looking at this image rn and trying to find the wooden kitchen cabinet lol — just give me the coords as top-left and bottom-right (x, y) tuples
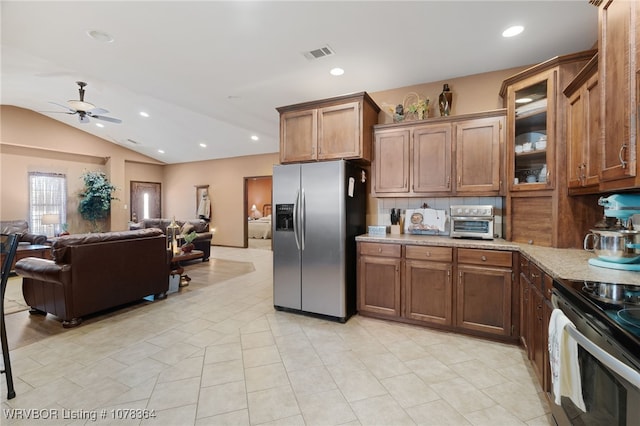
(404, 245), (453, 326)
(456, 249), (513, 337)
(357, 242), (402, 319)
(519, 254), (532, 356)
(519, 253), (553, 393)
(598, 0), (640, 190)
(501, 49), (600, 248)
(372, 109), (505, 197)
(357, 242), (518, 342)
(277, 92), (380, 164)
(412, 123), (452, 194)
(565, 54), (600, 194)
(373, 128), (410, 194)
(455, 116), (504, 193)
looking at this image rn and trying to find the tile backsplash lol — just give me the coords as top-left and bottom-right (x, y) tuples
(370, 196), (505, 238)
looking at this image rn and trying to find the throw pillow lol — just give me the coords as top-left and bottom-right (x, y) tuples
(181, 222), (195, 236)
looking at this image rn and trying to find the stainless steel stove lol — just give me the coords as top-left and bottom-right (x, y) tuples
(551, 278), (640, 426)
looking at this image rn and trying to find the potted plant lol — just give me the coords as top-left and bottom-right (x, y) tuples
(181, 231), (198, 253)
(78, 171), (117, 232)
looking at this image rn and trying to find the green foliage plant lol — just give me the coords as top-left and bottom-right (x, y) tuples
(78, 171), (117, 232)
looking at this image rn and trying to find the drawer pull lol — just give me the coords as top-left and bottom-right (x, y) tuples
(531, 273), (539, 279)
(481, 255), (487, 261)
(378, 248), (382, 253)
(426, 252), (431, 257)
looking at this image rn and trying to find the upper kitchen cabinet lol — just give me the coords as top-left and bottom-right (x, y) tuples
(277, 92), (380, 164)
(500, 50), (597, 247)
(501, 50), (595, 192)
(564, 54), (600, 194)
(598, 0), (639, 190)
(372, 109), (505, 197)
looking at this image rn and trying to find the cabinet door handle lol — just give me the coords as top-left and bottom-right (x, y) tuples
(447, 176), (451, 188)
(619, 144), (628, 169)
(457, 175), (461, 186)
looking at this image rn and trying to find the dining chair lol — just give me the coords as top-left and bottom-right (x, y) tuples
(1, 233), (19, 399)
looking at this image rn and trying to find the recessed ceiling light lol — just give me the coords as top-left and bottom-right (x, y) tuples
(139, 111), (149, 118)
(95, 123), (104, 128)
(516, 97), (533, 104)
(502, 25), (524, 38)
(199, 143), (207, 148)
(157, 149), (165, 154)
(87, 30), (114, 43)
(330, 67), (344, 76)
(251, 135), (259, 141)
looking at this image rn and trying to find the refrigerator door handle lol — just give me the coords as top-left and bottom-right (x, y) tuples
(300, 188), (306, 250)
(293, 189), (301, 250)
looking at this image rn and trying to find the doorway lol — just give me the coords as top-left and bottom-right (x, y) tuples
(130, 181), (161, 221)
(244, 175), (272, 249)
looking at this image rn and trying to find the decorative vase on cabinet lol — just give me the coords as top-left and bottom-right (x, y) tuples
(439, 84), (453, 117)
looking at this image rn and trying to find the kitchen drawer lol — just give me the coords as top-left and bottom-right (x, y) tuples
(405, 245), (452, 262)
(457, 248), (513, 268)
(359, 242), (401, 258)
(529, 263), (544, 291)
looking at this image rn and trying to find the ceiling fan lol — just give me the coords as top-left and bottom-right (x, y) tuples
(47, 81), (122, 124)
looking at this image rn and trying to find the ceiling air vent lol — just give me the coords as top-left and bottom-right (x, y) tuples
(126, 138), (142, 145)
(588, 0), (602, 6)
(303, 45), (335, 60)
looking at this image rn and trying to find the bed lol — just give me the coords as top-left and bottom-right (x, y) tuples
(248, 215), (272, 239)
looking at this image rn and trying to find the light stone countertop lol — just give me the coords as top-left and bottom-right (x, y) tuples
(356, 234), (640, 286)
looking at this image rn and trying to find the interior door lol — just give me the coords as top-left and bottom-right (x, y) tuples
(130, 181), (161, 221)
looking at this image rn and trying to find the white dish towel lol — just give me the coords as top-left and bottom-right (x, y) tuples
(548, 308), (586, 411)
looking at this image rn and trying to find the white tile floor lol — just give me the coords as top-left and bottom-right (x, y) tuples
(1, 247), (552, 425)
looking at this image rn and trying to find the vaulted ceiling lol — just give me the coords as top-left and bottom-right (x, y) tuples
(1, 1), (598, 164)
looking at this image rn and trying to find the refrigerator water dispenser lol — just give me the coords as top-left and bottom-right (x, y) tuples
(275, 204), (294, 231)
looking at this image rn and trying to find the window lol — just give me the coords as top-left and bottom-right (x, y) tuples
(29, 172), (67, 235)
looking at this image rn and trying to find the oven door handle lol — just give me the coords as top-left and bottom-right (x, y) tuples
(564, 322), (640, 389)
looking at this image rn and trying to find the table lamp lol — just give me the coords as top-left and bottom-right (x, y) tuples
(41, 214), (59, 237)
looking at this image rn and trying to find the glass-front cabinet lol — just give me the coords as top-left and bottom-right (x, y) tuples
(506, 70), (555, 191)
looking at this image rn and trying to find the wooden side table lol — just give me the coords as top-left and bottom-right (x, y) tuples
(170, 250), (204, 287)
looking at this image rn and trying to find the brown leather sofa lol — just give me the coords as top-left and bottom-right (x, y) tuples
(130, 218), (212, 260)
(15, 229), (169, 328)
(0, 220), (47, 245)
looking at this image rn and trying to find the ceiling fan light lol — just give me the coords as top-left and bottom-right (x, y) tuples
(96, 123), (104, 128)
(67, 100), (96, 111)
(139, 111), (149, 117)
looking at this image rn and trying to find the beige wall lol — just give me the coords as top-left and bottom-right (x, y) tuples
(163, 153), (279, 247)
(369, 65), (528, 124)
(1, 106), (164, 232)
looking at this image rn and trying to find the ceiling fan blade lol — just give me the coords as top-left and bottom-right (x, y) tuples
(39, 110), (76, 115)
(92, 115), (122, 124)
(79, 115), (90, 124)
(49, 101), (76, 113)
(87, 107), (109, 115)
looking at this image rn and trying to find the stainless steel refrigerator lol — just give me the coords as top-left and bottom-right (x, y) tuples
(272, 160), (366, 322)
